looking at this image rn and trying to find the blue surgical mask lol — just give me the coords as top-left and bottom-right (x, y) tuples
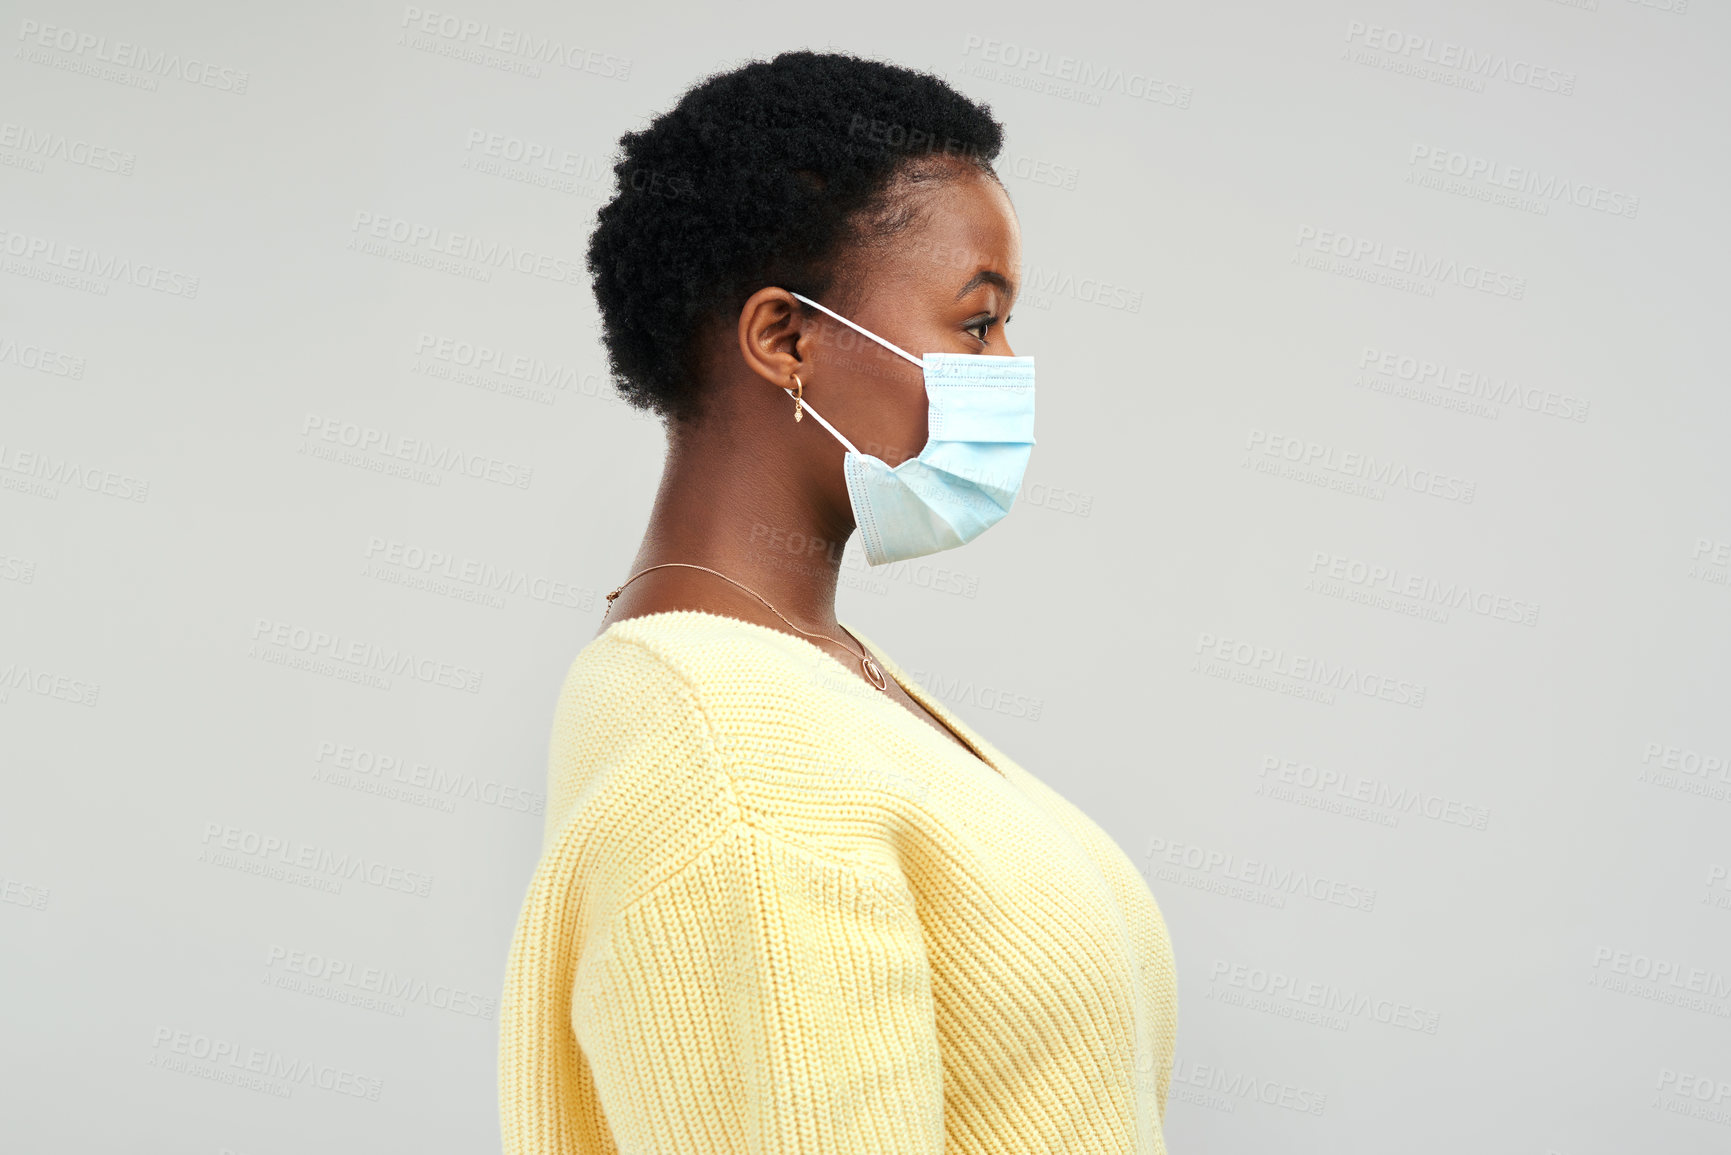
(789, 292), (1036, 568)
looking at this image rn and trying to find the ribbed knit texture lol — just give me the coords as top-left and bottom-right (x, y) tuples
(499, 610), (1177, 1154)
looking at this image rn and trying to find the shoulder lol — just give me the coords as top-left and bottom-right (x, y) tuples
(599, 608), (865, 687)
(579, 610), (885, 736)
(558, 607), (839, 712)
(538, 624), (735, 904)
(544, 617), (722, 813)
(541, 611), (896, 903)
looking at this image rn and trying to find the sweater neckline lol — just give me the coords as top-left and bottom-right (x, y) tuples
(601, 608), (1007, 778)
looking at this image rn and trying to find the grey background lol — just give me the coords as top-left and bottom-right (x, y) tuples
(4, 1), (1728, 1152)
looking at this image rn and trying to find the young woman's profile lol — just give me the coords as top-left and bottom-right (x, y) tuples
(499, 50), (1178, 1155)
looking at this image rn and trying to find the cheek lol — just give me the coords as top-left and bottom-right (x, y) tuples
(835, 358), (928, 467)
(877, 380), (930, 467)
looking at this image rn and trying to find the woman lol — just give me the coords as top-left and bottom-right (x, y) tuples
(500, 50), (1178, 1155)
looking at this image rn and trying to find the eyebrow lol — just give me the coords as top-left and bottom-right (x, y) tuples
(954, 269), (1017, 302)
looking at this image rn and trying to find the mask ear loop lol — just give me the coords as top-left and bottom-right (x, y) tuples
(789, 292), (926, 368)
(782, 383), (861, 455)
(782, 291), (925, 457)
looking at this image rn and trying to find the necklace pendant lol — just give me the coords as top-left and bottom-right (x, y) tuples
(861, 654), (888, 691)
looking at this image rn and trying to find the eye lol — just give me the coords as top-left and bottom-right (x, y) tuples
(966, 316), (995, 344)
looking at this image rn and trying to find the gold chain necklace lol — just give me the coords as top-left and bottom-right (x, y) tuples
(603, 562), (889, 692)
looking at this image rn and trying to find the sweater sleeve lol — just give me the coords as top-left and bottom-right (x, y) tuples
(572, 820), (948, 1154)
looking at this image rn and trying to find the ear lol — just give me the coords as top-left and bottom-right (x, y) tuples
(736, 287), (808, 394)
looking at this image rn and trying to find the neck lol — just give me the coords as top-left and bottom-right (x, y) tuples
(625, 417), (855, 632)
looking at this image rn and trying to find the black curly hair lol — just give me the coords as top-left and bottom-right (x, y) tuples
(586, 50), (1005, 425)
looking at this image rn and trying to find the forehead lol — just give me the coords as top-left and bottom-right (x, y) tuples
(862, 170), (1021, 296)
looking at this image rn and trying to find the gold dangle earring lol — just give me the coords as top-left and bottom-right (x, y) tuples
(790, 373), (804, 422)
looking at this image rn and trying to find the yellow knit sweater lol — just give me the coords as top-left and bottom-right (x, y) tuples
(499, 610), (1178, 1154)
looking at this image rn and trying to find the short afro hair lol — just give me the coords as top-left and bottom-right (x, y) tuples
(586, 50), (1005, 425)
